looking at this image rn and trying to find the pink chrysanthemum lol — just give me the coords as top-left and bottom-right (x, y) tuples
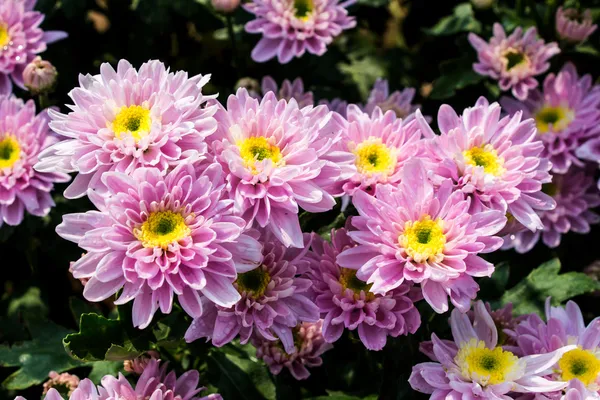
(409, 301), (576, 399)
(363, 79), (422, 121)
(503, 167), (600, 253)
(209, 88), (341, 248)
(418, 97), (555, 233)
(337, 160), (506, 313)
(506, 299), (600, 399)
(330, 105), (424, 196)
(0, 94), (69, 227)
(244, 0), (356, 64)
(0, 0), (66, 94)
(556, 7), (597, 44)
(319, 98), (348, 118)
(56, 163), (262, 329)
(35, 59), (217, 199)
(253, 320), (333, 380)
(307, 228), (422, 350)
(17, 359), (222, 400)
(185, 231), (319, 353)
(42, 371), (80, 397)
(501, 63), (600, 174)
(260, 76), (314, 108)
(468, 24), (560, 100)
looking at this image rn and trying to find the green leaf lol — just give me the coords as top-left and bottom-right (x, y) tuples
(430, 57), (484, 100)
(87, 361), (122, 384)
(501, 258), (600, 315)
(63, 313), (127, 362)
(69, 297), (98, 327)
(7, 287), (48, 320)
(356, 0), (389, 7)
(424, 3), (481, 36)
(478, 262), (510, 301)
(0, 320), (81, 390)
(338, 55), (387, 100)
(572, 45), (600, 58)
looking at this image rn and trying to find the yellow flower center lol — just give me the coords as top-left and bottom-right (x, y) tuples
(112, 105), (152, 141)
(339, 268), (375, 300)
(0, 24), (10, 48)
(535, 105), (574, 134)
(235, 267), (271, 298)
(463, 145), (505, 176)
(455, 339), (520, 386)
(399, 215), (446, 263)
(503, 49), (530, 72)
(0, 136), (20, 169)
(237, 136), (283, 174)
(294, 0), (314, 20)
(558, 348), (600, 386)
(135, 211), (190, 249)
(353, 139), (396, 176)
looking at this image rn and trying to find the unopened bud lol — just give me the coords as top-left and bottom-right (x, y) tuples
(23, 57), (57, 95)
(211, 0), (240, 13)
(471, 0), (494, 10)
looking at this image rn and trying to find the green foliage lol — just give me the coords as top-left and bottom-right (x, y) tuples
(424, 3), (481, 36)
(430, 56), (484, 100)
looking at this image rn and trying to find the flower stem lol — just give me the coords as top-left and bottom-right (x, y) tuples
(226, 15), (242, 77)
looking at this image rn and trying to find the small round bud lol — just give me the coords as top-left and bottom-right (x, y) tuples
(235, 77), (260, 99)
(211, 0), (240, 14)
(23, 57), (58, 95)
(471, 0), (493, 10)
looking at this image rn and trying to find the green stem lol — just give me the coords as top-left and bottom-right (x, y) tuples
(38, 93), (49, 110)
(226, 15), (241, 77)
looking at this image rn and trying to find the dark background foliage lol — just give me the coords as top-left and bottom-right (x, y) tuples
(2, 0), (600, 399)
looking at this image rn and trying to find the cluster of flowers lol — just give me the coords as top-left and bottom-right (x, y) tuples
(410, 298), (600, 399)
(17, 359), (222, 400)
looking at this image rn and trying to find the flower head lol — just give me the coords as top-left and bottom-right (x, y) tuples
(556, 7), (597, 44)
(307, 228), (422, 350)
(185, 230), (319, 353)
(409, 301), (576, 399)
(363, 79), (422, 121)
(260, 76), (313, 108)
(0, 94), (70, 227)
(503, 167), (600, 253)
(244, 0), (356, 63)
(209, 88), (341, 248)
(35, 59), (217, 199)
(123, 350), (161, 375)
(43, 371), (80, 397)
(0, 0), (66, 94)
(23, 56), (57, 95)
(418, 97), (555, 233)
(501, 63), (600, 174)
(337, 160), (507, 313)
(56, 162), (262, 328)
(506, 298), (600, 398)
(212, 0), (240, 13)
(468, 24), (560, 100)
(253, 320), (333, 380)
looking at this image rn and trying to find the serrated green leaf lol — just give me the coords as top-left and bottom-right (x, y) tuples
(209, 349), (274, 400)
(63, 313), (125, 362)
(338, 56), (387, 100)
(105, 344), (142, 361)
(87, 361), (122, 384)
(501, 258), (600, 315)
(424, 3), (481, 36)
(7, 287), (48, 320)
(430, 56), (484, 100)
(0, 320), (81, 390)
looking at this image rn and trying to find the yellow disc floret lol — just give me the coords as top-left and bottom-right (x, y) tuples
(463, 144), (505, 176)
(294, 0), (314, 20)
(353, 138), (396, 176)
(135, 211), (190, 249)
(112, 105), (152, 141)
(455, 339), (520, 386)
(235, 267), (271, 298)
(237, 136), (283, 173)
(558, 348), (600, 386)
(0, 136), (21, 169)
(0, 24), (10, 48)
(502, 48), (530, 72)
(399, 215), (446, 263)
(535, 105), (574, 134)
(339, 268), (374, 300)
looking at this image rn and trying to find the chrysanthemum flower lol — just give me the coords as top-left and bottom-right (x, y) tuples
(331, 105), (424, 196)
(307, 229), (422, 350)
(502, 167), (600, 253)
(56, 163), (262, 329)
(42, 371), (80, 397)
(337, 160), (506, 313)
(506, 298), (600, 399)
(185, 231), (319, 353)
(468, 24), (560, 100)
(17, 359), (222, 400)
(209, 88), (341, 248)
(418, 97), (555, 232)
(577, 138), (600, 190)
(319, 98), (348, 118)
(556, 7), (597, 44)
(253, 320), (333, 380)
(260, 76), (313, 108)
(409, 301), (576, 399)
(501, 63), (600, 174)
(0, 0), (67, 94)
(0, 94), (70, 227)
(35, 59), (217, 199)
(363, 79), (422, 121)
(244, 0), (356, 64)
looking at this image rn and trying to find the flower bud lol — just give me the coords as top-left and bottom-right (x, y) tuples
(211, 0), (240, 13)
(43, 371), (80, 397)
(471, 0), (493, 10)
(23, 57), (57, 95)
(123, 350), (160, 375)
